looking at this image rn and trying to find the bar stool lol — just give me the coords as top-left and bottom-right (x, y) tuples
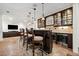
(20, 28), (27, 47)
(19, 28), (26, 49)
(26, 28), (33, 50)
(31, 28), (43, 56)
(20, 28), (24, 40)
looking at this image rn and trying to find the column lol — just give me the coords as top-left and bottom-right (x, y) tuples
(73, 3), (79, 53)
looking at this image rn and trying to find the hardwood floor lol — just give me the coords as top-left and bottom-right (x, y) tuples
(0, 37), (78, 56)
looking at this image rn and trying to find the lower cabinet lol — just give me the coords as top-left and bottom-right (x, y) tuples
(67, 34), (73, 49)
(54, 33), (73, 49)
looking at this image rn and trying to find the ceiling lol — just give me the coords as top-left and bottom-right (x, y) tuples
(0, 3), (73, 25)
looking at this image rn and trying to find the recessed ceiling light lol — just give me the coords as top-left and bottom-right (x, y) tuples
(28, 12), (31, 14)
(6, 10), (10, 13)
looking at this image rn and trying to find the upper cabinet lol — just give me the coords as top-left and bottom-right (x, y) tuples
(37, 7), (73, 28)
(53, 12), (62, 26)
(38, 18), (46, 28)
(62, 8), (72, 26)
(46, 16), (54, 26)
(46, 7), (73, 27)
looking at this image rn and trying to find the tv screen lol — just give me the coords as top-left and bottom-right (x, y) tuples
(8, 25), (18, 30)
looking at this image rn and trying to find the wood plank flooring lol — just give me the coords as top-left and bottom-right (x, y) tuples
(0, 37), (78, 56)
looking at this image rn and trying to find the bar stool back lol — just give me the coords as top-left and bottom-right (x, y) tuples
(31, 28), (43, 56)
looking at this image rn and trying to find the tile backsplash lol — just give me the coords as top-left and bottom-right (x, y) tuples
(46, 26), (73, 33)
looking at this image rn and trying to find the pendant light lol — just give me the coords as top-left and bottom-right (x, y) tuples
(33, 8), (36, 21)
(42, 3), (45, 20)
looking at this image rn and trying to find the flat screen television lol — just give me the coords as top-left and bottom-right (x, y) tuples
(8, 25), (18, 30)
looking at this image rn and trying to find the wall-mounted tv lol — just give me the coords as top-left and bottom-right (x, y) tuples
(8, 25), (18, 30)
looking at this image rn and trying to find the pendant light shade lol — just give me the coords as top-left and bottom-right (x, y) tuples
(33, 8), (36, 21)
(42, 3), (45, 20)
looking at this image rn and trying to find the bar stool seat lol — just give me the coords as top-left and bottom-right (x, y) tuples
(28, 34), (33, 37)
(21, 33), (26, 36)
(34, 36), (43, 41)
(21, 33), (23, 35)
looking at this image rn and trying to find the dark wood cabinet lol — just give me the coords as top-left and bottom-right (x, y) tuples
(53, 12), (62, 26)
(44, 7), (73, 27)
(46, 16), (54, 26)
(67, 34), (73, 49)
(61, 8), (72, 26)
(53, 7), (73, 27)
(3, 31), (21, 38)
(38, 18), (46, 28)
(54, 33), (73, 49)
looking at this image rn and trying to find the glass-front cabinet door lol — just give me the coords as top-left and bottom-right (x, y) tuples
(57, 12), (62, 25)
(53, 14), (57, 26)
(66, 8), (72, 25)
(38, 7), (73, 27)
(53, 12), (62, 26)
(62, 8), (72, 25)
(62, 10), (67, 25)
(46, 16), (54, 26)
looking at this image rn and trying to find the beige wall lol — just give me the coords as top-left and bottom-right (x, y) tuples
(46, 26), (73, 33)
